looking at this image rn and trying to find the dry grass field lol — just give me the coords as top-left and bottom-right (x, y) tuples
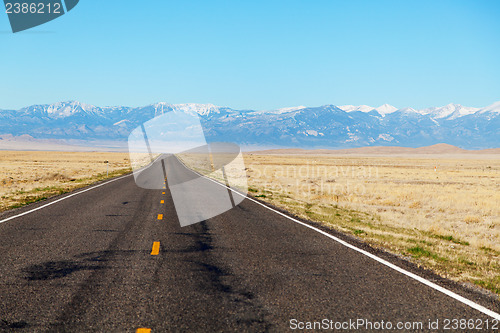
(0, 151), (131, 212)
(243, 153), (500, 296)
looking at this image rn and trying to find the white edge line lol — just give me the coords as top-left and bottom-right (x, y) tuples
(0, 173), (132, 225)
(198, 171), (500, 320)
(151, 155), (500, 320)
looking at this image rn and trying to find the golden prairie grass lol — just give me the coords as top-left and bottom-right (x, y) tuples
(0, 150), (131, 211)
(243, 153), (500, 296)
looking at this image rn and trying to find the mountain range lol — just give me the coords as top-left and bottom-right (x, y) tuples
(0, 101), (499, 150)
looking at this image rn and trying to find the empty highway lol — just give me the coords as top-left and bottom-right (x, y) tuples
(0, 155), (499, 332)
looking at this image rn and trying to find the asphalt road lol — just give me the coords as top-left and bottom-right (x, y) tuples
(0, 155), (499, 332)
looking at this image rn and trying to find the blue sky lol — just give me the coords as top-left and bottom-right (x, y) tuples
(1, 0), (499, 110)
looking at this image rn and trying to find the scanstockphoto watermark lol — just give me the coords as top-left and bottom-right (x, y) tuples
(128, 111), (248, 227)
(250, 162), (379, 197)
(3, 0), (79, 33)
(290, 318), (424, 331)
(251, 163), (379, 180)
(289, 318), (499, 331)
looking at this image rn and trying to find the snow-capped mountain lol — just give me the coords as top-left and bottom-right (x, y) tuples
(337, 104), (398, 116)
(0, 101), (498, 149)
(479, 101), (500, 114)
(417, 103), (480, 120)
(338, 105), (375, 113)
(274, 106), (307, 114)
(375, 104), (399, 116)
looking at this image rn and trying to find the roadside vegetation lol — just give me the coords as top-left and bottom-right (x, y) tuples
(243, 153), (500, 297)
(0, 151), (131, 212)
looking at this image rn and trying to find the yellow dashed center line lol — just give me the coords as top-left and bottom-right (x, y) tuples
(136, 328), (151, 333)
(160, 200), (164, 204)
(151, 242), (160, 255)
(162, 192), (165, 194)
(157, 214), (163, 220)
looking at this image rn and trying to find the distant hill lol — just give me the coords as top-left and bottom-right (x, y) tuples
(249, 144), (500, 155)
